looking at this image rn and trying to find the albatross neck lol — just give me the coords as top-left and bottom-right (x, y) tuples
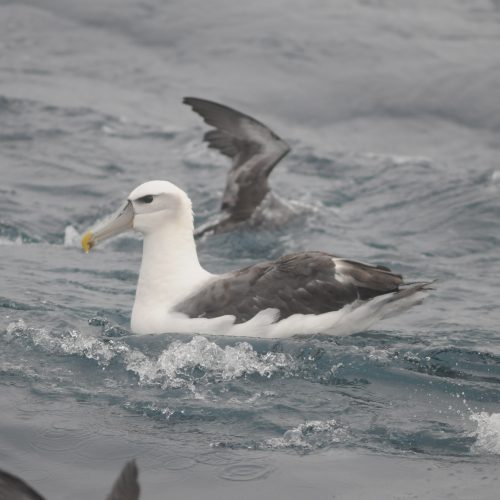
(132, 221), (212, 333)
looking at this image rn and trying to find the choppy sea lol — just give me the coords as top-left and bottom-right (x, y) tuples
(1, 1), (499, 498)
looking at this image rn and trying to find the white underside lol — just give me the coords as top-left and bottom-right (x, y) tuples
(132, 288), (428, 339)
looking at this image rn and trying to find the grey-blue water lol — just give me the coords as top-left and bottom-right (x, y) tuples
(1, 1), (499, 498)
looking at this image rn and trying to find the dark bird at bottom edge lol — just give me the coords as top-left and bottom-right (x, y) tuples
(0, 461), (140, 500)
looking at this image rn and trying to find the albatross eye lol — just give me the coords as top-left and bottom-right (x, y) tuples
(137, 195), (154, 204)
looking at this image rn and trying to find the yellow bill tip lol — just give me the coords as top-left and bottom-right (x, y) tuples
(81, 231), (94, 254)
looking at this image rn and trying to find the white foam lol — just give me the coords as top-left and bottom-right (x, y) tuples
(470, 412), (500, 455)
(64, 225), (81, 247)
(265, 419), (347, 450)
(3, 320), (295, 390)
(0, 235), (23, 246)
(6, 319), (120, 365)
(124, 335), (295, 389)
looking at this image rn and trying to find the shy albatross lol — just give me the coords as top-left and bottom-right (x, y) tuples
(82, 180), (431, 337)
(0, 460), (140, 500)
(183, 97), (292, 237)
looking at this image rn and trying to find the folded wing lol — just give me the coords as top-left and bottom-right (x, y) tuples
(175, 251), (410, 323)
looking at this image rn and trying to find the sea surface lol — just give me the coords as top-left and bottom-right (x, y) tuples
(1, 1), (499, 498)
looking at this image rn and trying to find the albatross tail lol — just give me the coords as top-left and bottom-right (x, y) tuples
(266, 282), (433, 339)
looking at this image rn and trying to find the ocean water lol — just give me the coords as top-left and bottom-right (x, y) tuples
(1, 0), (500, 498)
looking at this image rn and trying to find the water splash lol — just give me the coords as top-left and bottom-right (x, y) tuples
(3, 321), (296, 390)
(64, 225), (81, 247)
(470, 412), (500, 455)
(126, 335), (295, 389)
(5, 319), (124, 366)
(265, 419), (347, 451)
(0, 236), (23, 246)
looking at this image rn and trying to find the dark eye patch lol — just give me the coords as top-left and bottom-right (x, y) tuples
(137, 195), (154, 204)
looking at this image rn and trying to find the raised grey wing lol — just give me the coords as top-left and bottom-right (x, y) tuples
(0, 469), (46, 500)
(105, 461), (140, 500)
(183, 97), (290, 222)
(175, 251), (408, 323)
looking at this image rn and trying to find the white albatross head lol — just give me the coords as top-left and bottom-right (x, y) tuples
(82, 180), (194, 252)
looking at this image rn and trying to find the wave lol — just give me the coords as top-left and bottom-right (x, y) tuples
(3, 318), (499, 457)
(4, 320), (296, 390)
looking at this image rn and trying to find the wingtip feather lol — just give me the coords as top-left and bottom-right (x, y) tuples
(106, 460), (140, 500)
(0, 469), (46, 500)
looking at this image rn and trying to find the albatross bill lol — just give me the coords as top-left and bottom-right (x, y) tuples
(82, 179), (431, 338)
(82, 201), (135, 253)
(82, 230), (93, 253)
